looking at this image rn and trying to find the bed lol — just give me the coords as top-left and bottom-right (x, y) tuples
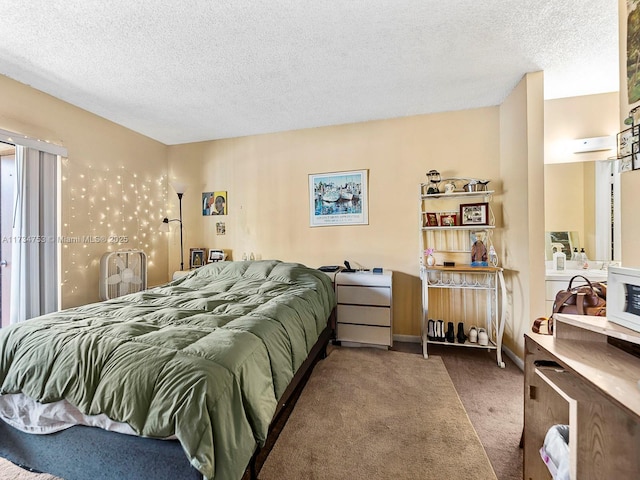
(0, 260), (336, 480)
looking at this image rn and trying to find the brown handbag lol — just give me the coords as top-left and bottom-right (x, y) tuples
(552, 275), (607, 317)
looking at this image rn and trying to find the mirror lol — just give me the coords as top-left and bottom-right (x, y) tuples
(544, 160), (619, 262)
(544, 231), (580, 261)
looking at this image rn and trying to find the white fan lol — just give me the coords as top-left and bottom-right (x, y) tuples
(99, 250), (147, 300)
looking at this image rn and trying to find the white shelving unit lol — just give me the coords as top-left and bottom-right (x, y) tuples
(419, 182), (506, 367)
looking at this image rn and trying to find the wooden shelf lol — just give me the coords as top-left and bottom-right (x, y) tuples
(421, 190), (494, 199)
(423, 265), (502, 273)
(421, 225), (495, 231)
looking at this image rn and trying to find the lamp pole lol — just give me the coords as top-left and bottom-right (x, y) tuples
(178, 192), (184, 270)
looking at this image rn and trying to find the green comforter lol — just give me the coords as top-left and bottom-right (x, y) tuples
(0, 260), (336, 480)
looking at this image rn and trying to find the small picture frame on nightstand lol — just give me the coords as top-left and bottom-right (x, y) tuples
(190, 248), (206, 268)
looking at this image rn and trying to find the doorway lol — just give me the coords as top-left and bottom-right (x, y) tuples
(0, 143), (15, 328)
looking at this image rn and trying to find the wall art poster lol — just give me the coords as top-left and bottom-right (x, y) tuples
(309, 169), (368, 227)
(628, 1), (640, 103)
(202, 191), (227, 215)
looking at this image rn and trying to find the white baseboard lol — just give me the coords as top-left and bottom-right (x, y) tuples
(502, 344), (524, 371)
(393, 334), (421, 344)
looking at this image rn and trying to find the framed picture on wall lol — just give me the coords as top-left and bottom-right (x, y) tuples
(202, 191), (227, 215)
(620, 155), (633, 173)
(308, 169), (368, 227)
(617, 127), (635, 158)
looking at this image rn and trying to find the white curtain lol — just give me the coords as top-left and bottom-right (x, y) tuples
(10, 146), (58, 323)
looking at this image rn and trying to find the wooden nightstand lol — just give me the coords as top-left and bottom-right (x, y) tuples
(335, 270), (393, 348)
(172, 269), (195, 280)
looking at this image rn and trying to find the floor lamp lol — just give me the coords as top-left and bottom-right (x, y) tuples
(160, 182), (187, 270)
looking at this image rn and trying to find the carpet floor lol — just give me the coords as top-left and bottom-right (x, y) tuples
(258, 347), (497, 480)
(0, 463), (57, 480)
(423, 344), (524, 480)
(0, 345), (520, 480)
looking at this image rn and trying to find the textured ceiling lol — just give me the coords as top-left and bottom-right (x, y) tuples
(0, 1), (619, 145)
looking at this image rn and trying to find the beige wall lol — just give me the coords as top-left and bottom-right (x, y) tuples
(619, 0), (640, 268)
(168, 108), (502, 337)
(545, 93), (619, 165)
(0, 74), (169, 308)
(1, 71), (547, 358)
(499, 72), (546, 358)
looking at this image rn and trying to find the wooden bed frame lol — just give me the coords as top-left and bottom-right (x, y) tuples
(0, 312), (335, 480)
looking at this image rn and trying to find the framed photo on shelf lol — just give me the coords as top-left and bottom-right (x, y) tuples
(189, 248), (206, 269)
(207, 249), (226, 263)
(424, 212), (438, 227)
(439, 212), (457, 227)
(459, 202), (489, 226)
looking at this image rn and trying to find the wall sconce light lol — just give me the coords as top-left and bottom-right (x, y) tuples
(160, 182), (187, 270)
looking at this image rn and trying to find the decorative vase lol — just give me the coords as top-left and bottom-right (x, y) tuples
(426, 254), (436, 266)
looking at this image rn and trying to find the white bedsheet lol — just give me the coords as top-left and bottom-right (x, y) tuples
(0, 393), (174, 438)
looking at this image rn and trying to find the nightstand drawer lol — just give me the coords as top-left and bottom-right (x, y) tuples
(337, 304), (390, 327)
(337, 323), (391, 346)
(337, 285), (391, 306)
(335, 272), (392, 287)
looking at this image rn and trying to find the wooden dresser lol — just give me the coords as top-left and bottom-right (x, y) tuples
(524, 314), (640, 479)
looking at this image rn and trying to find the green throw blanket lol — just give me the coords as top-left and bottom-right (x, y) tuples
(0, 260), (336, 480)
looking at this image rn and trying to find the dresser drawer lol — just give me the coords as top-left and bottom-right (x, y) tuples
(337, 323), (391, 346)
(337, 304), (390, 327)
(337, 285), (391, 306)
(335, 271), (392, 287)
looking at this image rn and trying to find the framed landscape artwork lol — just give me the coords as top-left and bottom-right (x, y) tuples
(309, 169), (368, 227)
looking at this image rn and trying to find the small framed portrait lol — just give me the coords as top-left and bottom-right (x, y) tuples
(208, 249), (226, 263)
(216, 222), (226, 235)
(459, 202), (489, 226)
(189, 248), (206, 269)
(439, 212), (457, 227)
(424, 212), (438, 227)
